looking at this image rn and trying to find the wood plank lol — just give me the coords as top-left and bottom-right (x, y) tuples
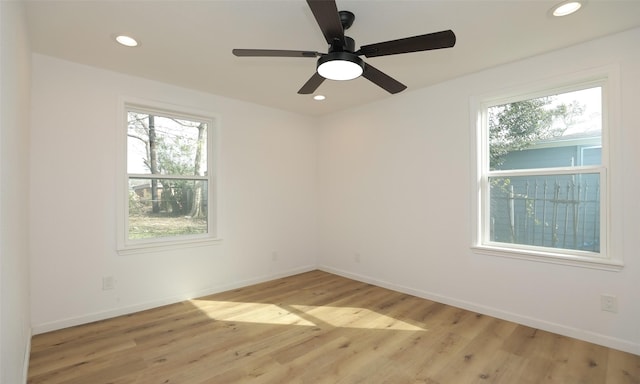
(606, 349), (640, 383)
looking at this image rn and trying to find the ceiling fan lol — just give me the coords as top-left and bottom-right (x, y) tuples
(232, 0), (456, 95)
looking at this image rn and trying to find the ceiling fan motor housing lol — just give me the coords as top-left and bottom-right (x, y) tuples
(318, 35), (363, 81)
(332, 35), (357, 53)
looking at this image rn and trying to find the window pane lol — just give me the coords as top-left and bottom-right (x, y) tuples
(489, 87), (601, 171)
(128, 178), (208, 240)
(127, 112), (208, 176)
(489, 174), (600, 252)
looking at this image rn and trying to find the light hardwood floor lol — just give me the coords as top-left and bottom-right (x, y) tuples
(28, 270), (639, 383)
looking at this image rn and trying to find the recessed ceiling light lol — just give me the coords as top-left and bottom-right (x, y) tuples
(115, 35), (139, 47)
(551, 1), (582, 17)
(313, 95), (326, 101)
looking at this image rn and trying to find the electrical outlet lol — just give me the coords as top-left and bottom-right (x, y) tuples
(601, 294), (618, 313)
(271, 251), (278, 262)
(354, 252), (361, 263)
(102, 276), (115, 291)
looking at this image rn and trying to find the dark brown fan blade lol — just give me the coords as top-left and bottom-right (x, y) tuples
(298, 72), (325, 94)
(306, 0), (345, 46)
(362, 63), (407, 94)
(357, 30), (456, 58)
(232, 49), (321, 58)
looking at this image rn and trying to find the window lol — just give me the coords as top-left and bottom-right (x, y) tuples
(472, 70), (621, 269)
(118, 100), (219, 253)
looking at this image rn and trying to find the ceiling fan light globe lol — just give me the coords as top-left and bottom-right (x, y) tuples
(317, 52), (364, 81)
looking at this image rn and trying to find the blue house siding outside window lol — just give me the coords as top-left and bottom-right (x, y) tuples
(489, 140), (601, 252)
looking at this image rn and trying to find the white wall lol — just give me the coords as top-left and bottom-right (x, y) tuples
(29, 55), (319, 333)
(317, 28), (640, 355)
(0, 1), (32, 382)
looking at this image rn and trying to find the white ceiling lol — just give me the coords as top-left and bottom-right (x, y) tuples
(25, 0), (640, 116)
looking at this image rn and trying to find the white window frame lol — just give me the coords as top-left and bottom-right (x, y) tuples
(471, 66), (622, 270)
(117, 97), (221, 254)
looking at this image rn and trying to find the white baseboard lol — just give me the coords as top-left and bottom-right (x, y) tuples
(31, 265), (316, 335)
(318, 265), (640, 356)
(22, 329), (31, 384)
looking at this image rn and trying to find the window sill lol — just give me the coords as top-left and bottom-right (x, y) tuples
(117, 237), (222, 256)
(471, 245), (623, 271)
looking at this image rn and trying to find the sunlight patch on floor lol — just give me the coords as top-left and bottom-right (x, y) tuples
(291, 305), (427, 331)
(189, 300), (316, 326)
(189, 299), (426, 331)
